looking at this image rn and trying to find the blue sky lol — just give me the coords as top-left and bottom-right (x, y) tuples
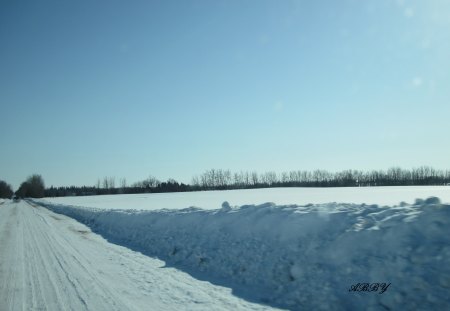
(1, 0), (449, 190)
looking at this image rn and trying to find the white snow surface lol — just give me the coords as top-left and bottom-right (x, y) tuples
(35, 192), (450, 310)
(40, 186), (450, 210)
(0, 200), (279, 311)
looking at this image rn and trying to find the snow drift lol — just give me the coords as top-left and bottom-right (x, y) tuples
(35, 198), (450, 310)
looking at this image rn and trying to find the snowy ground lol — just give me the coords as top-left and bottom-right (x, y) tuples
(3, 187), (449, 310)
(40, 186), (450, 210)
(33, 187), (450, 310)
(0, 200), (280, 311)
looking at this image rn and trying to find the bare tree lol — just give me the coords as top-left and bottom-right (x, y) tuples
(120, 178), (127, 188)
(17, 174), (45, 198)
(103, 177), (109, 189)
(109, 177), (115, 189)
(251, 171), (259, 185)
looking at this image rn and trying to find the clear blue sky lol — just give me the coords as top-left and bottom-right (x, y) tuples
(1, 0), (449, 190)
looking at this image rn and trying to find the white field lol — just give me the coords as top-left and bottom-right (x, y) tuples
(40, 186), (450, 210)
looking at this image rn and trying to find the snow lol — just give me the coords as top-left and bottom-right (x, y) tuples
(34, 190), (450, 310)
(40, 186), (450, 210)
(0, 200), (279, 311)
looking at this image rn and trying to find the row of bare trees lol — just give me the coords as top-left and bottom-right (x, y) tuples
(33, 166), (450, 198)
(191, 167), (450, 190)
(95, 177), (128, 190)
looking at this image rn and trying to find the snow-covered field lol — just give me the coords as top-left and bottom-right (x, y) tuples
(34, 187), (450, 310)
(40, 186), (450, 210)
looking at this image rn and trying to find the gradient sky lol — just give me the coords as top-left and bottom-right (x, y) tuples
(1, 0), (450, 190)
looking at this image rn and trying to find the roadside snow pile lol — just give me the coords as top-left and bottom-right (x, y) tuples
(36, 198), (450, 310)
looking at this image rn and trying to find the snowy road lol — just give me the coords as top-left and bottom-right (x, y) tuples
(0, 200), (279, 311)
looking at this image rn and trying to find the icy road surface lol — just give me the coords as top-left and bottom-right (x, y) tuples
(0, 200), (279, 311)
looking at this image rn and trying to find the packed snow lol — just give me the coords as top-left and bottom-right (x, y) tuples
(40, 186), (450, 210)
(35, 188), (450, 310)
(0, 200), (279, 311)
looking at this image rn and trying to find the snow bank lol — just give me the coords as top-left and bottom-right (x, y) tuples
(35, 198), (450, 310)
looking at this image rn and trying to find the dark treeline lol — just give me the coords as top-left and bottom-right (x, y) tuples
(45, 176), (190, 197)
(16, 174), (45, 198)
(43, 166), (450, 197)
(0, 179), (14, 198)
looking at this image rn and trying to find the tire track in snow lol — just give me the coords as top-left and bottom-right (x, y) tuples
(24, 203), (131, 311)
(0, 204), (25, 311)
(22, 204), (67, 310)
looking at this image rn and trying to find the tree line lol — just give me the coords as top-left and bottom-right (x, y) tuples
(16, 175), (45, 198)
(190, 167), (450, 189)
(45, 176), (190, 197)
(3, 166), (450, 198)
(45, 166), (450, 197)
(0, 180), (14, 198)
(0, 175), (46, 199)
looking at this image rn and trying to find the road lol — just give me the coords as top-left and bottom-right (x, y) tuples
(0, 200), (277, 311)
